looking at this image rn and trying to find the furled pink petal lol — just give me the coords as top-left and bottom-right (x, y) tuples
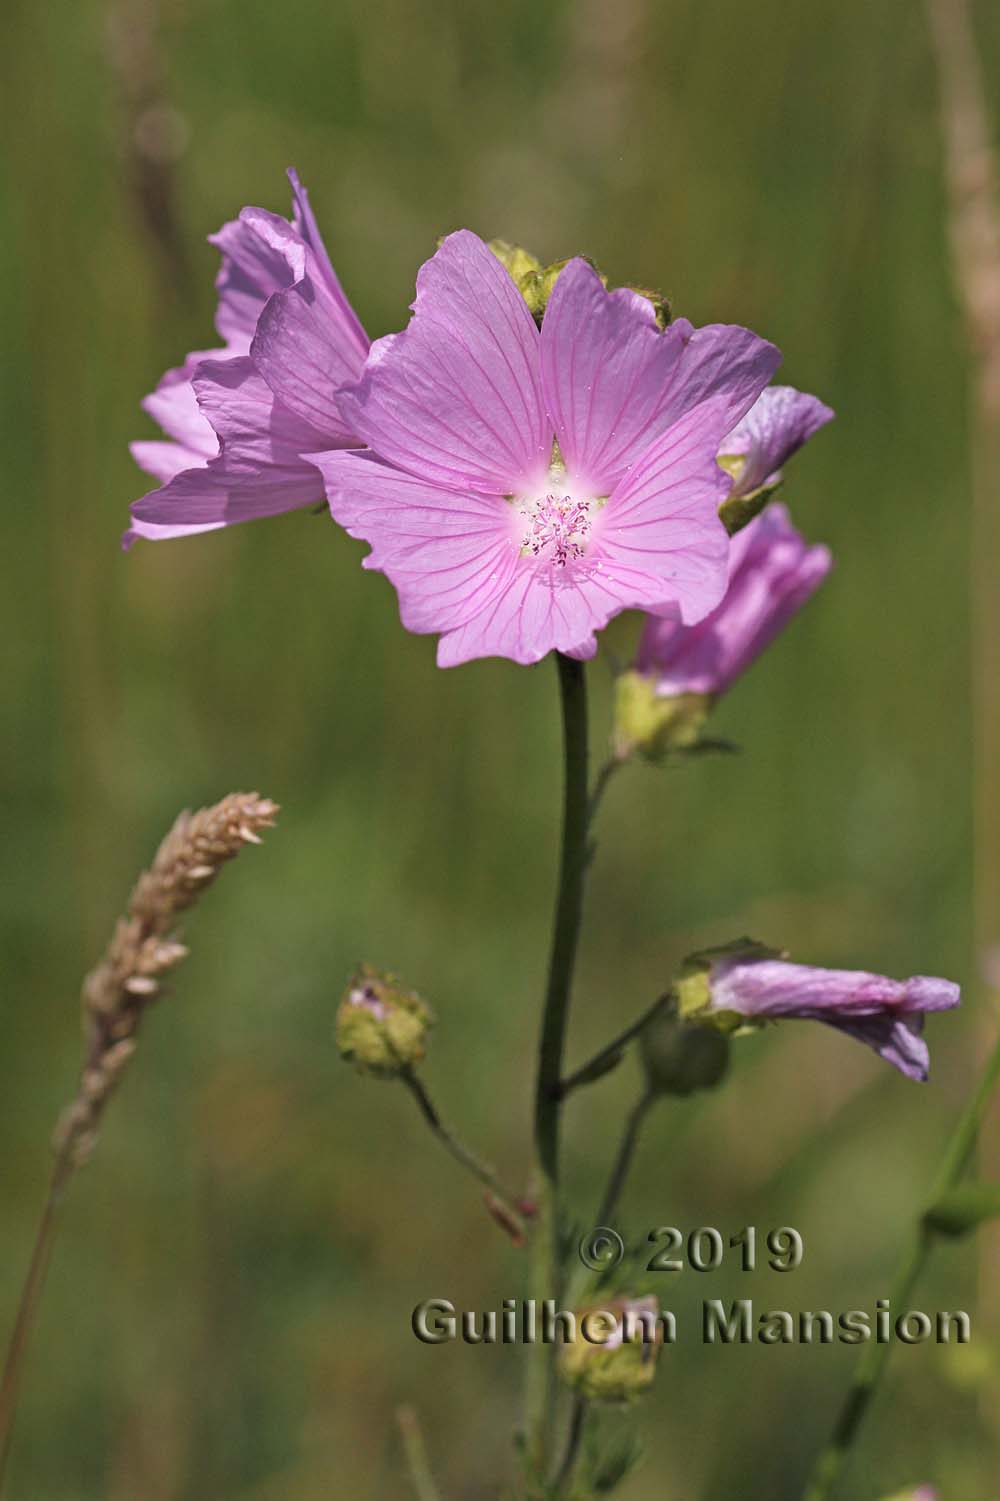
(636, 502), (832, 694)
(721, 384), (834, 496)
(209, 207), (306, 354)
(338, 230), (550, 494)
(596, 398), (734, 626)
(287, 169), (369, 354)
(827, 1014), (930, 1083)
(311, 449), (520, 636)
(126, 359), (327, 544)
(129, 171), (367, 545)
(540, 258), (781, 493)
(702, 952), (960, 1081)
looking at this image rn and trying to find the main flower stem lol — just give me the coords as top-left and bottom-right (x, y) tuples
(803, 1027), (1000, 1500)
(526, 653), (590, 1486)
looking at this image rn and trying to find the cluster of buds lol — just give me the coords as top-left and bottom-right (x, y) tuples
(335, 964), (434, 1078)
(558, 1296), (666, 1404)
(489, 239), (670, 329)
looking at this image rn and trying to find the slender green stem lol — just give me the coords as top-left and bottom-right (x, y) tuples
(526, 653), (591, 1486)
(595, 1089), (656, 1230)
(553, 1394), (589, 1495)
(803, 1029), (1000, 1500)
(396, 1404), (442, 1501)
(587, 756), (622, 828)
(401, 1070), (524, 1240)
(555, 996), (669, 1102)
(0, 1146), (75, 1492)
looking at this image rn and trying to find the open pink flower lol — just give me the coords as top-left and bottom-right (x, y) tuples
(126, 171), (368, 545)
(311, 232), (780, 667)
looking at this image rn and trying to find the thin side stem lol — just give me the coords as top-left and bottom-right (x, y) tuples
(0, 1147), (76, 1491)
(553, 1395), (588, 1495)
(396, 1404), (442, 1501)
(803, 1028), (1000, 1501)
(595, 1089), (657, 1230)
(555, 995), (669, 1102)
(400, 1070), (524, 1238)
(563, 1087), (659, 1318)
(587, 756), (622, 828)
(526, 653), (591, 1486)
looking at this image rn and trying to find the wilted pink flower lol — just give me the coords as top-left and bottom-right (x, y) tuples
(310, 231), (780, 666)
(635, 502), (831, 697)
(126, 170), (368, 545)
(681, 945), (960, 1082)
(719, 384), (833, 499)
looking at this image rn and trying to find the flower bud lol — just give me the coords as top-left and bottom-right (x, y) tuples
(640, 1003), (730, 1096)
(487, 238), (542, 283)
(558, 1296), (665, 1404)
(335, 965), (433, 1078)
(612, 670), (710, 761)
(622, 284), (671, 329)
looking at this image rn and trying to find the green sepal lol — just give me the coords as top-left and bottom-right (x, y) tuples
(718, 477), (782, 537)
(612, 671), (712, 762)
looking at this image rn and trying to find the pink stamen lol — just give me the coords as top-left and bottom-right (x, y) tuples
(520, 494), (591, 566)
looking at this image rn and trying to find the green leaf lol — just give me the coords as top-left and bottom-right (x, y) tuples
(924, 1182), (1000, 1237)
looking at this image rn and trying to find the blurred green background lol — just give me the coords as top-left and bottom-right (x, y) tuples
(2, 0), (997, 1496)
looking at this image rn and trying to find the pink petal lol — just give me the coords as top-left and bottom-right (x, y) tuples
(139, 358), (219, 454)
(312, 450), (520, 636)
(540, 259), (781, 492)
(596, 400), (733, 625)
(209, 207), (305, 353)
(127, 359), (328, 541)
(338, 230), (550, 494)
(287, 169), (369, 354)
(721, 384), (834, 495)
(250, 186), (369, 439)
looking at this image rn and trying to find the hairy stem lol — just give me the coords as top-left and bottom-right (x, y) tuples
(803, 1029), (1000, 1500)
(525, 653), (591, 1486)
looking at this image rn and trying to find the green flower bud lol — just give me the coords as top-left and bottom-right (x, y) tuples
(558, 1297), (664, 1405)
(640, 1003), (730, 1096)
(612, 670), (711, 760)
(623, 284), (672, 329)
(487, 239), (542, 283)
(335, 965), (433, 1078)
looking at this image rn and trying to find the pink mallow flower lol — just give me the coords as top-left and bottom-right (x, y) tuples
(310, 231), (781, 667)
(678, 944), (960, 1082)
(635, 501), (832, 699)
(126, 170), (369, 545)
